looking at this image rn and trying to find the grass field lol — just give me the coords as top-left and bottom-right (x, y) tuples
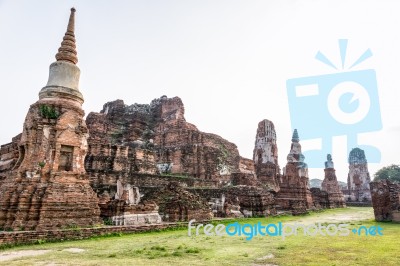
(0, 207), (399, 265)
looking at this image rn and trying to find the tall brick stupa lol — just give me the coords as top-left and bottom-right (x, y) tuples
(253, 119), (280, 191)
(0, 8), (101, 230)
(275, 129), (313, 212)
(321, 154), (346, 208)
(346, 148), (372, 202)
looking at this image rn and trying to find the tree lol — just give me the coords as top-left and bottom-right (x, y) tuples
(374, 164), (400, 183)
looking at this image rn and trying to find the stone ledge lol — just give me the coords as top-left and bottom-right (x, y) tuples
(346, 202), (372, 207)
(0, 218), (240, 247)
(0, 223), (180, 247)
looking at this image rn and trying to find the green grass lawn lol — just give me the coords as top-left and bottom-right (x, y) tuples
(1, 207), (399, 266)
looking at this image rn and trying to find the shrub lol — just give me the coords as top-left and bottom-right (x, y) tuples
(185, 247), (200, 254)
(39, 105), (59, 119)
(103, 218), (113, 226)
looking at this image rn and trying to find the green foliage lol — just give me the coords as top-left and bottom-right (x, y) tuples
(141, 140), (155, 150)
(103, 217), (113, 226)
(0, 207), (392, 266)
(150, 245), (167, 251)
(3, 208), (400, 266)
(161, 173), (190, 179)
(67, 224), (78, 229)
(217, 143), (231, 173)
(38, 161), (46, 168)
(140, 128), (155, 150)
(64, 224), (82, 232)
(184, 247), (200, 254)
(220, 146), (229, 158)
(172, 250), (183, 257)
(39, 104), (59, 119)
(103, 232), (124, 237)
(142, 127), (155, 140)
(218, 144), (229, 160)
(109, 132), (123, 145)
(132, 244), (202, 259)
(374, 164), (400, 183)
(35, 239), (46, 245)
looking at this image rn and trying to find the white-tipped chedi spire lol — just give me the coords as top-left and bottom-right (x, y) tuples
(39, 7), (83, 104)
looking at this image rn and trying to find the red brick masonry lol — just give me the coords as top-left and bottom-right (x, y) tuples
(0, 223), (185, 247)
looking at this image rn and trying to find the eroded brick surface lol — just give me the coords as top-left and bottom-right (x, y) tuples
(321, 155), (346, 208)
(370, 180), (400, 222)
(344, 148), (372, 202)
(0, 9), (352, 234)
(275, 130), (313, 214)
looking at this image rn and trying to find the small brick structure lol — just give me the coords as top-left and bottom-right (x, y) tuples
(144, 182), (213, 222)
(370, 179), (400, 222)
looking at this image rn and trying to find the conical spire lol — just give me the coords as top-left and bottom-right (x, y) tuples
(55, 8), (78, 64)
(291, 129), (299, 142)
(40, 7), (83, 104)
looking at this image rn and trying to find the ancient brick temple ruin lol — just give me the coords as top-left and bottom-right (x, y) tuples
(0, 8), (347, 230)
(342, 148), (372, 202)
(275, 130), (313, 214)
(253, 120), (280, 191)
(321, 155), (346, 208)
(0, 8), (101, 230)
(370, 179), (400, 222)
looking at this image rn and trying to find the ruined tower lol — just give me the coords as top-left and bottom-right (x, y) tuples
(276, 129), (313, 212)
(0, 8), (101, 230)
(253, 119), (280, 191)
(347, 148), (371, 202)
(321, 154), (346, 208)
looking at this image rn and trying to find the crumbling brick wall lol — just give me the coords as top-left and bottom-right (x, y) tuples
(370, 179), (400, 222)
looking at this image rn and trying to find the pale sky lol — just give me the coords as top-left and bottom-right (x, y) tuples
(1, 0), (399, 182)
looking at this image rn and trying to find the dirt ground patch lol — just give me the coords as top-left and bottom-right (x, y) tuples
(295, 207), (373, 224)
(62, 248), (85, 253)
(0, 249), (50, 261)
